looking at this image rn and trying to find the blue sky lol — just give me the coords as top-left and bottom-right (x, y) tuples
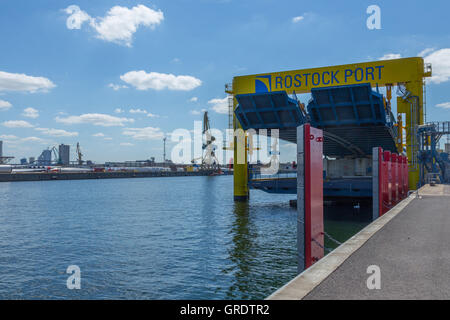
(1, 0), (450, 163)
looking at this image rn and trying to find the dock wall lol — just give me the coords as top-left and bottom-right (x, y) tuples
(0, 171), (229, 182)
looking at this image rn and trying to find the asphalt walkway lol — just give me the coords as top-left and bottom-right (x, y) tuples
(269, 184), (450, 300)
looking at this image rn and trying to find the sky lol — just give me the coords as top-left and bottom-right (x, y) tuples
(1, 0), (450, 164)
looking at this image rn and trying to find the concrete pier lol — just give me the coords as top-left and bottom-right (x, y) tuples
(269, 184), (450, 300)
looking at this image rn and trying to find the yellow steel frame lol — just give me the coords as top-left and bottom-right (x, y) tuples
(228, 57), (431, 200)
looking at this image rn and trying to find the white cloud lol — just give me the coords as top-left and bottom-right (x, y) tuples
(120, 142), (134, 146)
(0, 134), (49, 146)
(0, 100), (12, 110)
(190, 97), (198, 102)
(64, 5), (91, 29)
(122, 127), (164, 140)
(292, 16), (304, 23)
(128, 108), (159, 118)
(418, 48), (435, 57)
(129, 108), (148, 114)
(21, 136), (46, 143)
(120, 70), (202, 91)
(64, 5), (164, 47)
(436, 102), (450, 109)
(114, 108), (124, 114)
(423, 48), (450, 84)
(55, 113), (134, 127)
(190, 108), (206, 115)
(0, 71), (55, 93)
(0, 134), (18, 140)
(378, 53), (402, 60)
(2, 120), (34, 128)
(108, 83), (128, 91)
(208, 97), (229, 114)
(22, 107), (39, 118)
(35, 127), (78, 137)
(172, 58), (181, 63)
(92, 133), (105, 137)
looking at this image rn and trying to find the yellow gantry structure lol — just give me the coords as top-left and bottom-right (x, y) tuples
(227, 57), (431, 200)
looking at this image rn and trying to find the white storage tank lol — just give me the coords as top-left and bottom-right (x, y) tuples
(0, 165), (12, 173)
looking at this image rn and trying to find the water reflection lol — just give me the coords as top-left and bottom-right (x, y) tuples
(225, 201), (258, 299)
(0, 176), (373, 299)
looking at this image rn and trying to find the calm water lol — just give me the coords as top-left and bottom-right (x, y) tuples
(0, 175), (369, 299)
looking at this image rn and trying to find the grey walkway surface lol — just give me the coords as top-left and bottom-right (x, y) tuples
(304, 184), (450, 300)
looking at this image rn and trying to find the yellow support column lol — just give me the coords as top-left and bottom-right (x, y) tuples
(233, 98), (249, 201)
(397, 80), (424, 189)
(395, 114), (404, 153)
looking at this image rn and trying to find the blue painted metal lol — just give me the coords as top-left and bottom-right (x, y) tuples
(307, 83), (388, 128)
(237, 84), (400, 197)
(306, 83), (398, 156)
(248, 169), (372, 198)
(234, 91), (307, 130)
(234, 84), (398, 156)
(323, 178), (372, 198)
(322, 125), (397, 156)
(417, 122), (450, 185)
(249, 177), (297, 194)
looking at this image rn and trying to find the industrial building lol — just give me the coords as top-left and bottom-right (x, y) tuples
(37, 149), (52, 166)
(0, 141), (14, 164)
(58, 144), (70, 165)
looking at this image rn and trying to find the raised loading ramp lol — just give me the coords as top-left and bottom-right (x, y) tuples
(234, 91), (306, 143)
(237, 84), (400, 198)
(308, 83), (398, 156)
(234, 84), (398, 156)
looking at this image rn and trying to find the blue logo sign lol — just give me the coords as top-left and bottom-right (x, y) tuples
(254, 65), (385, 92)
(255, 75), (272, 93)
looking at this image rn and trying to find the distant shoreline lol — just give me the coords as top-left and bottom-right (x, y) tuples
(0, 170), (232, 182)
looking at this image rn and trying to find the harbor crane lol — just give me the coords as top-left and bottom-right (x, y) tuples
(202, 111), (219, 168)
(76, 142), (83, 166)
(191, 111), (220, 171)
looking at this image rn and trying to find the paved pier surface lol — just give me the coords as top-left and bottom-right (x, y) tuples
(269, 184), (450, 300)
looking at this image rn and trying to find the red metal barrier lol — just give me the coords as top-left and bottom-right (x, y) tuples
(374, 147), (409, 217)
(397, 155), (403, 199)
(305, 124), (324, 268)
(383, 150), (391, 210)
(404, 156), (408, 196)
(392, 154), (398, 203)
(297, 124), (324, 272)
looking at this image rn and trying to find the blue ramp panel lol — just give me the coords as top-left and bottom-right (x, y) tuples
(307, 83), (387, 127)
(248, 174), (373, 198)
(307, 83), (398, 156)
(234, 91), (307, 130)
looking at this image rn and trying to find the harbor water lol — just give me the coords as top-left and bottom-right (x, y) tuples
(0, 175), (369, 299)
